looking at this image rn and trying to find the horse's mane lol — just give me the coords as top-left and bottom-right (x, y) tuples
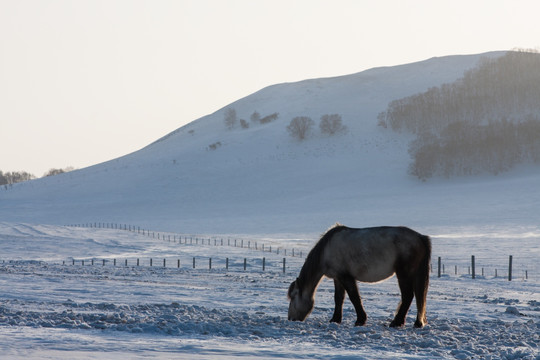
(298, 223), (348, 285)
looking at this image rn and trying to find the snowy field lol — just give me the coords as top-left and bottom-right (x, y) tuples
(1, 222), (539, 359)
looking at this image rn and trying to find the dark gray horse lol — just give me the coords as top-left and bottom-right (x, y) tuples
(288, 225), (431, 328)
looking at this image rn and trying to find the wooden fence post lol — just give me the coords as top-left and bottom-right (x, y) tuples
(471, 255), (475, 279)
(283, 258), (286, 273)
(508, 255), (513, 281)
(437, 257), (441, 278)
(243, 258), (247, 271)
(263, 257), (266, 271)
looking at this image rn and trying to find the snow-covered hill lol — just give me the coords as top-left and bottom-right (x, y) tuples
(2, 51), (539, 235)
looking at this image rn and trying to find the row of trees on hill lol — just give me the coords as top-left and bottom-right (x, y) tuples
(378, 50), (540, 134)
(0, 171), (36, 186)
(409, 117), (540, 179)
(287, 114), (347, 140)
(377, 49), (540, 180)
(1, 167), (75, 186)
(224, 108), (279, 129)
(223, 108), (347, 141)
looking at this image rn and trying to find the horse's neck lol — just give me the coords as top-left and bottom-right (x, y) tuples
(299, 266), (324, 296)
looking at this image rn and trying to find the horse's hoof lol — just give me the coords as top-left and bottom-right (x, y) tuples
(330, 318), (342, 324)
(354, 320), (366, 326)
(389, 320), (404, 328)
(414, 320), (426, 328)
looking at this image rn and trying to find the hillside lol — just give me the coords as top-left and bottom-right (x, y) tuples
(2, 51), (539, 235)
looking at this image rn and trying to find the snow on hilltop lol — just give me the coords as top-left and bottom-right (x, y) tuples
(2, 51), (539, 235)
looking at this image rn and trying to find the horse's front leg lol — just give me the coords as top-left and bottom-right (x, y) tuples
(339, 274), (367, 326)
(330, 279), (345, 323)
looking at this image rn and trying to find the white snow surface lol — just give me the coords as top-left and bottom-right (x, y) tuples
(0, 223), (539, 359)
(1, 52), (540, 358)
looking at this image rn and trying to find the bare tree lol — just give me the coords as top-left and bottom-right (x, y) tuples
(240, 119), (249, 129)
(43, 167), (75, 177)
(260, 112), (279, 124)
(287, 116), (314, 140)
(250, 111), (261, 124)
(320, 114), (347, 135)
(224, 108), (237, 129)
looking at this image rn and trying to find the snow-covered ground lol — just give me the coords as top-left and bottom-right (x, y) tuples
(1, 223), (539, 359)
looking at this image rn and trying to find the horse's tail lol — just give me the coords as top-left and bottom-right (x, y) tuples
(414, 234), (431, 327)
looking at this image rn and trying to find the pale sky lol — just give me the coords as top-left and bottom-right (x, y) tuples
(1, 0), (539, 176)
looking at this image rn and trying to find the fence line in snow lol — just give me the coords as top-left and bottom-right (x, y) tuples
(63, 223), (539, 281)
(1, 254), (537, 280)
(433, 254), (537, 281)
(67, 222), (305, 258)
(53, 256), (294, 273)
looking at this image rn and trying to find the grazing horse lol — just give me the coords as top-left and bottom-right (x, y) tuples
(288, 224), (431, 328)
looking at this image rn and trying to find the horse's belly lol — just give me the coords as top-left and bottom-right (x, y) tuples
(355, 263), (395, 283)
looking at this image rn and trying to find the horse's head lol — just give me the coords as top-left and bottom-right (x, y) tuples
(287, 278), (314, 321)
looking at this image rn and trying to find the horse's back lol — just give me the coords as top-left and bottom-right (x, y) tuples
(321, 226), (429, 282)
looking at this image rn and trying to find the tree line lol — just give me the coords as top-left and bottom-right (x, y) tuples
(408, 117), (540, 179)
(377, 49), (540, 180)
(0, 167), (75, 186)
(224, 108), (280, 130)
(224, 108), (347, 140)
(287, 114), (347, 140)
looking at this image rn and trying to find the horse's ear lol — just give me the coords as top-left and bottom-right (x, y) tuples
(287, 280), (296, 299)
(287, 278), (299, 299)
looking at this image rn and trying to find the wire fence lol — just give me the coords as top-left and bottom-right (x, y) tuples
(67, 222), (307, 258)
(432, 254), (538, 281)
(54, 256), (305, 274)
(61, 222), (539, 282)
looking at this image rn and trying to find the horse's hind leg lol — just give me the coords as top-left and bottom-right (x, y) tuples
(413, 269), (429, 328)
(390, 274), (414, 327)
(330, 279), (346, 323)
(339, 275), (367, 326)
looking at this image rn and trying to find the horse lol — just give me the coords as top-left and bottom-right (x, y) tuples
(287, 224), (431, 328)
